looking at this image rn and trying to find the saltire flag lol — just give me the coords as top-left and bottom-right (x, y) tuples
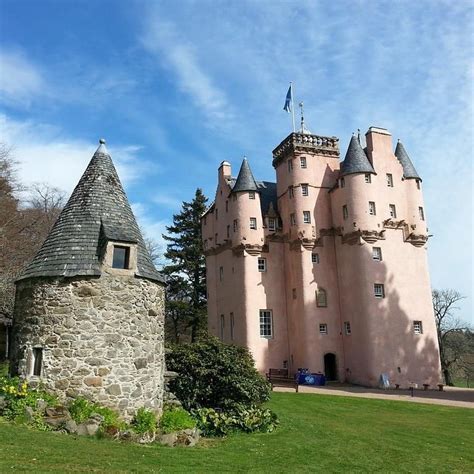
(283, 84), (292, 113)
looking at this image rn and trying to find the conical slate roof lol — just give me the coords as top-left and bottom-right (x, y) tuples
(340, 135), (375, 176)
(231, 158), (259, 193)
(18, 140), (164, 283)
(395, 141), (420, 180)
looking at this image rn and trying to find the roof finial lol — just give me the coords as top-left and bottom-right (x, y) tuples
(298, 102), (311, 134)
(95, 138), (108, 155)
(99, 138), (106, 144)
(357, 129), (361, 144)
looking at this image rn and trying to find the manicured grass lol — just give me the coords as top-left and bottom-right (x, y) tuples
(1, 393), (473, 473)
(454, 379), (472, 388)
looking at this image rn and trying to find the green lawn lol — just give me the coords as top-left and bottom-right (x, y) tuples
(1, 393), (473, 473)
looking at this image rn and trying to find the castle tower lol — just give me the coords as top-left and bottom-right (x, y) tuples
(10, 140), (166, 417)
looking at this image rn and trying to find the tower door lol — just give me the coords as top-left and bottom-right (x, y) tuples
(324, 353), (337, 381)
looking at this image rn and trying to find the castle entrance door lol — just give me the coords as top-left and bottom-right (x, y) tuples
(324, 353), (337, 381)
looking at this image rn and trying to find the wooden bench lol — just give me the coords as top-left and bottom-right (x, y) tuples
(266, 368), (299, 392)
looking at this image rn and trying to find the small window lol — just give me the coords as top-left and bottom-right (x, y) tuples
(225, 200), (229, 212)
(230, 313), (235, 340)
(268, 218), (276, 231)
(288, 160), (293, 172)
(413, 321), (423, 335)
(389, 204), (397, 218)
(292, 288), (297, 299)
(312, 253), (320, 264)
(258, 258), (267, 272)
(290, 213), (296, 226)
(301, 184), (309, 196)
(220, 315), (225, 340)
(419, 207), (425, 221)
(32, 348), (43, 376)
(249, 191), (255, 200)
(386, 174), (393, 187)
(344, 321), (351, 335)
(369, 201), (376, 215)
(342, 205), (348, 220)
(289, 186), (294, 198)
(216, 208), (218, 220)
(340, 177), (345, 188)
(365, 174), (371, 183)
(226, 225), (230, 238)
(372, 247), (382, 261)
(112, 246), (130, 269)
(203, 216), (207, 225)
(316, 288), (327, 307)
(215, 233), (218, 244)
(319, 324), (328, 335)
(250, 217), (257, 229)
(233, 219), (238, 232)
(416, 180), (421, 190)
(259, 310), (273, 338)
(374, 283), (385, 298)
(219, 266), (224, 281)
(300, 157), (307, 168)
(303, 211), (311, 224)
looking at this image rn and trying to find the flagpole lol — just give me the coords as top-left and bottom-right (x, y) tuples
(290, 82), (296, 133)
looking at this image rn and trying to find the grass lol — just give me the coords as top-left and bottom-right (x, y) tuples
(0, 393), (473, 473)
(454, 379), (472, 388)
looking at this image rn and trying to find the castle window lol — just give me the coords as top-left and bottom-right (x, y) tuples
(386, 174), (393, 187)
(365, 174), (372, 183)
(389, 204), (397, 218)
(230, 313), (235, 340)
(312, 253), (320, 264)
(372, 247), (382, 261)
(416, 180), (421, 190)
(250, 217), (257, 229)
(225, 200), (228, 212)
(301, 184), (309, 196)
(233, 219), (238, 232)
(288, 159), (293, 172)
(419, 206), (425, 221)
(227, 225), (230, 238)
(289, 186), (294, 198)
(316, 288), (327, 307)
(268, 218), (276, 231)
(374, 283), (385, 298)
(216, 208), (218, 220)
(303, 211), (311, 224)
(300, 157), (307, 168)
(369, 201), (376, 215)
(203, 216), (207, 225)
(342, 205), (348, 220)
(220, 314), (225, 340)
(340, 177), (345, 188)
(219, 266), (224, 281)
(259, 310), (273, 338)
(292, 288), (297, 299)
(344, 322), (352, 335)
(258, 258), (267, 272)
(413, 321), (423, 335)
(249, 191), (255, 200)
(112, 246), (130, 269)
(215, 233), (218, 244)
(290, 213), (296, 226)
(32, 348), (43, 377)
(319, 324), (328, 335)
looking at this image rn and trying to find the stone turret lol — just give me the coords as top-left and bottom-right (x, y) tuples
(10, 139), (166, 418)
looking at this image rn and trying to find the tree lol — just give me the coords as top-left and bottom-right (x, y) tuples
(162, 188), (208, 343)
(432, 289), (470, 385)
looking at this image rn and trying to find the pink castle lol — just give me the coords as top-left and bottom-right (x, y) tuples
(202, 126), (442, 388)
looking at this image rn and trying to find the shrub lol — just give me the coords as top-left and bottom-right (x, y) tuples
(68, 397), (124, 430)
(159, 406), (195, 434)
(132, 407), (157, 435)
(166, 337), (271, 411)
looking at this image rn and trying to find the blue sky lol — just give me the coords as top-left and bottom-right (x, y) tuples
(0, 0), (472, 323)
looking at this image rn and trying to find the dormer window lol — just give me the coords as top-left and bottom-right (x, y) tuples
(249, 192), (255, 199)
(112, 246), (130, 269)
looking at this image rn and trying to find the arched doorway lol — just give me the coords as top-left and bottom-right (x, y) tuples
(324, 353), (337, 381)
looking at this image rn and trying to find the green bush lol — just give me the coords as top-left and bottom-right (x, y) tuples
(132, 407), (157, 435)
(68, 397), (124, 430)
(159, 406), (195, 434)
(166, 337), (271, 411)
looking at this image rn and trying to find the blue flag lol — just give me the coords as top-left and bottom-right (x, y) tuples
(283, 84), (292, 113)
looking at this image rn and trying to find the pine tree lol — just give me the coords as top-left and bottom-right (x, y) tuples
(162, 188), (208, 342)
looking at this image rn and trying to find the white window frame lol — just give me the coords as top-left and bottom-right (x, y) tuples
(303, 211), (311, 224)
(319, 324), (328, 335)
(374, 283), (385, 298)
(413, 321), (423, 335)
(369, 201), (376, 215)
(312, 253), (320, 264)
(344, 321), (352, 335)
(259, 310), (273, 339)
(386, 173), (393, 187)
(342, 205), (348, 220)
(389, 204), (397, 219)
(300, 156), (307, 168)
(372, 247), (382, 261)
(268, 218), (276, 231)
(249, 191), (255, 200)
(250, 217), (257, 229)
(365, 173), (372, 183)
(301, 184), (309, 196)
(258, 258), (267, 272)
(316, 288), (327, 307)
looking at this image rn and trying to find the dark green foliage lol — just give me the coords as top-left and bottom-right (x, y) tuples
(162, 188), (208, 343)
(193, 406), (279, 437)
(166, 337), (271, 411)
(131, 407), (157, 435)
(159, 406), (195, 434)
(68, 397), (124, 430)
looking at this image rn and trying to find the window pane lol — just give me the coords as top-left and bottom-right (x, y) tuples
(112, 246), (129, 269)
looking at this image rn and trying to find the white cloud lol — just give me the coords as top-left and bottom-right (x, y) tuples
(0, 49), (44, 106)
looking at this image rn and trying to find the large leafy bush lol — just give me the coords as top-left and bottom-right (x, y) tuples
(166, 337), (271, 411)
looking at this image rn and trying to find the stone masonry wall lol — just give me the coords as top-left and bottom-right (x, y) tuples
(11, 275), (165, 419)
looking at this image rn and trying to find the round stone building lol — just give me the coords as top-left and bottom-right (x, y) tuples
(10, 140), (166, 418)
